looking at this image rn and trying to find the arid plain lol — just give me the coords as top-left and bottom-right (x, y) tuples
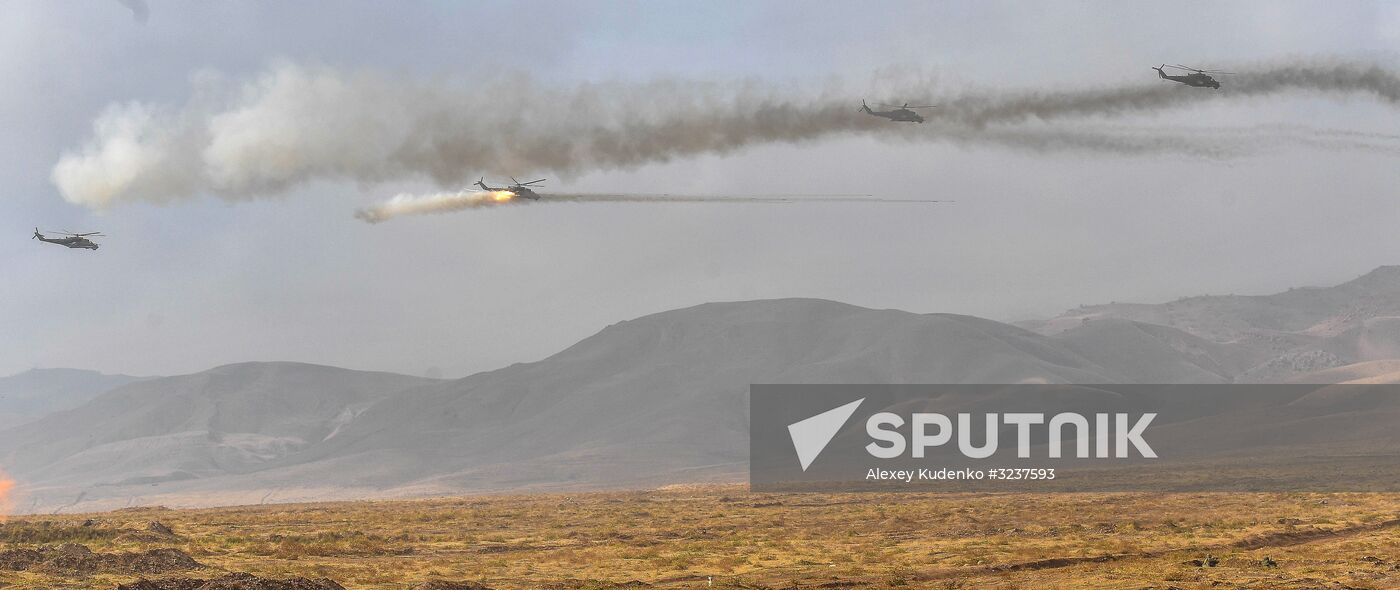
(1, 486), (1397, 590)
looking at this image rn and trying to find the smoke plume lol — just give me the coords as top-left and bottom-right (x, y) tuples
(52, 59), (1400, 209)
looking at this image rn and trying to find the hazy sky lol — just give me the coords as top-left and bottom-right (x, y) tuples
(4, 1), (1400, 378)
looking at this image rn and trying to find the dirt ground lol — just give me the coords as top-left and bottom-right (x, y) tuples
(0, 486), (1396, 589)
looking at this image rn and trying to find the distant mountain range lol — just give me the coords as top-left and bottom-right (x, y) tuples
(8, 267), (1400, 512)
(1022, 265), (1400, 382)
(0, 368), (144, 430)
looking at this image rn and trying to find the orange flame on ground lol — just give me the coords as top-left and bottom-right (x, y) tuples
(0, 470), (14, 519)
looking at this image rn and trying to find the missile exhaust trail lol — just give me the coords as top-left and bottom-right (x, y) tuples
(354, 191), (951, 224)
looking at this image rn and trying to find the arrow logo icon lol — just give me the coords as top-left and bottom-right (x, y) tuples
(787, 398), (864, 471)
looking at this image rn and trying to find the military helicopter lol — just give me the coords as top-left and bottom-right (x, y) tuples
(474, 177), (546, 200)
(859, 100), (936, 123)
(1153, 64), (1233, 89)
(33, 228), (101, 250)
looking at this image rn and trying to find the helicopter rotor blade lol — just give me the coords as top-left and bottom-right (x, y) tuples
(1170, 64), (1233, 74)
(519, 178), (546, 185)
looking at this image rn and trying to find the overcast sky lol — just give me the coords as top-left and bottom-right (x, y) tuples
(4, 1), (1400, 378)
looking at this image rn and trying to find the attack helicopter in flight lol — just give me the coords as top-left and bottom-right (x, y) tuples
(859, 100), (936, 123)
(33, 228), (101, 250)
(1153, 64), (1233, 89)
(474, 177), (546, 200)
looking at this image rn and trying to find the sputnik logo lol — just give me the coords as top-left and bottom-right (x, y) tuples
(787, 398), (864, 471)
(785, 397), (1158, 471)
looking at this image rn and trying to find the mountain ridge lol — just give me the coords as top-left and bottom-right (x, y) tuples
(0, 368), (146, 430)
(10, 268), (1400, 512)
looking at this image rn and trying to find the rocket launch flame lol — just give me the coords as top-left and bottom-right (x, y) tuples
(354, 190), (519, 223)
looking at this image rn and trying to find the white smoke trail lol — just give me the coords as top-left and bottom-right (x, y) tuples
(354, 190), (950, 223)
(52, 59), (1400, 209)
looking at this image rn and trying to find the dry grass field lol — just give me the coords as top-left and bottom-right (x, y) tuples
(0, 486), (1397, 589)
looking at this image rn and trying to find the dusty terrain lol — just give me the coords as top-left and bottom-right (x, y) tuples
(0, 486), (1396, 589)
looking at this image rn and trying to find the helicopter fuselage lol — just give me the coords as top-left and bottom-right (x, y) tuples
(876, 110), (924, 123)
(860, 104), (924, 123)
(36, 235), (98, 249)
(1155, 67), (1220, 89)
(474, 180), (542, 200)
(509, 187), (541, 200)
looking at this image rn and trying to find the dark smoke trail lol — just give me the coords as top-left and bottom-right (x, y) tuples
(938, 61), (1400, 127)
(938, 122), (1400, 158)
